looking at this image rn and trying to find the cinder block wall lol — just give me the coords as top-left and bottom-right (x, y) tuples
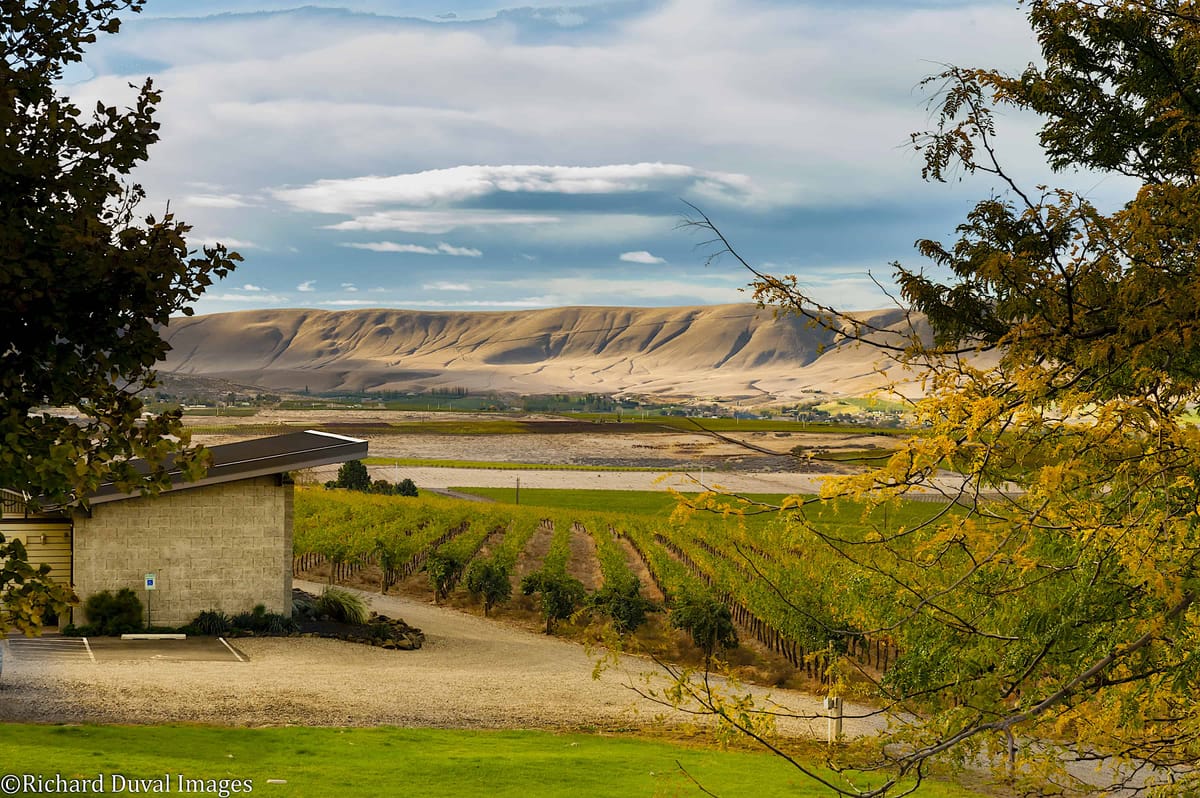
(72, 476), (293, 626)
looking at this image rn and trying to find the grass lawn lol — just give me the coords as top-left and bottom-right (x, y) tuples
(4, 725), (980, 798)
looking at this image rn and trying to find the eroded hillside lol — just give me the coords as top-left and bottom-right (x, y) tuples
(161, 303), (928, 401)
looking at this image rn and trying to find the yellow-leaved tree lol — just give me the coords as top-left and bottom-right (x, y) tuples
(668, 1), (1200, 794)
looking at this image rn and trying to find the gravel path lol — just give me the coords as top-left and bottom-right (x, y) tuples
(0, 581), (886, 738)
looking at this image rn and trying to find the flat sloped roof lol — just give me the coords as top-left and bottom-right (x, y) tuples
(87, 429), (368, 505)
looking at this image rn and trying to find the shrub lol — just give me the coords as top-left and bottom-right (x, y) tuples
(426, 551), (465, 603)
(83, 588), (143, 635)
(465, 560), (512, 616)
(231, 604), (268, 632)
(263, 612), (298, 635)
(669, 588), (738, 664)
(589, 578), (658, 634)
(316, 586), (368, 625)
(521, 569), (586, 634)
(396, 478), (418, 497)
(330, 460), (370, 491)
(191, 610), (232, 636)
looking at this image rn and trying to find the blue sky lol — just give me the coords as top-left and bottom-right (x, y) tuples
(65, 0), (1138, 315)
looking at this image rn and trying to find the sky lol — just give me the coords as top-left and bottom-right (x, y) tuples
(63, 0), (1140, 316)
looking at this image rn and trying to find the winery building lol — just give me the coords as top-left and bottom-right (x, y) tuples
(0, 430), (366, 626)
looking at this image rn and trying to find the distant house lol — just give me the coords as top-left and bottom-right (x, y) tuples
(0, 430), (366, 627)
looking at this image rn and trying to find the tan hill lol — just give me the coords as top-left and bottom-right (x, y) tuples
(160, 303), (933, 402)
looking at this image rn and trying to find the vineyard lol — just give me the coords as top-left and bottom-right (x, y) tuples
(292, 487), (959, 690)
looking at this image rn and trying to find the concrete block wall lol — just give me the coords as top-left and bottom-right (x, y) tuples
(72, 476), (293, 626)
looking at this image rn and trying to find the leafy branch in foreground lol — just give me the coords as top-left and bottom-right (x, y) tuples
(669, 1), (1200, 794)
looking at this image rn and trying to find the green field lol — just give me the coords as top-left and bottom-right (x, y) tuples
(362, 457), (686, 472)
(449, 486), (794, 516)
(3, 725), (979, 798)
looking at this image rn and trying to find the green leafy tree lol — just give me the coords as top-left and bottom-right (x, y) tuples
(589, 577), (658, 634)
(675, 2), (1200, 793)
(331, 460), (370, 492)
(0, 1), (239, 635)
(1, 538), (75, 635)
(395, 478), (419, 497)
(427, 550), (465, 604)
(521, 569), (586, 634)
(465, 560), (512, 616)
(668, 588), (737, 666)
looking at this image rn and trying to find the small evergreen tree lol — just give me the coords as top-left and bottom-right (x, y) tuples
(331, 460), (370, 491)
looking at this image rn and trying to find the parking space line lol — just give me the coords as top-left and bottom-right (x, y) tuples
(5, 637), (93, 662)
(82, 637), (96, 663)
(218, 637), (245, 662)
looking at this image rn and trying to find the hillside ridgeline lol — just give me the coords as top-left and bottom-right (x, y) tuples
(161, 303), (932, 401)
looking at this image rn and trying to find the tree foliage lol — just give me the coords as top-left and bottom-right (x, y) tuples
(0, 536), (75, 635)
(1, 1), (239, 636)
(521, 569), (586, 634)
(588, 576), (658, 634)
(330, 460), (371, 492)
(1, 1), (239, 510)
(668, 587), (737, 665)
(679, 1), (1200, 794)
(427, 550), (465, 604)
(465, 560), (512, 616)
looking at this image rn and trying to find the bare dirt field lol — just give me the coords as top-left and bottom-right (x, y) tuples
(187, 409), (917, 495)
(0, 581), (884, 739)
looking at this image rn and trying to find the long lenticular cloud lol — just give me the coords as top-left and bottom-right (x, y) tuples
(272, 163), (753, 214)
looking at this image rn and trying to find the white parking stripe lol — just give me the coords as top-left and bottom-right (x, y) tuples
(218, 637), (245, 662)
(6, 637), (92, 662)
(82, 637), (96, 662)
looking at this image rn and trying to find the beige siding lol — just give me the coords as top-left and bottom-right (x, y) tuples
(0, 522), (73, 587)
(72, 477), (293, 626)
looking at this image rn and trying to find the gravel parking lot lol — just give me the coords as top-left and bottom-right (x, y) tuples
(0, 581), (883, 738)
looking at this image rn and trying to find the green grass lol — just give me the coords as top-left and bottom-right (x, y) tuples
(180, 407), (260, 417)
(562, 414), (907, 434)
(450, 487), (794, 516)
(3, 725), (980, 798)
(361, 457), (686, 472)
(810, 447), (897, 467)
(450, 487), (961, 530)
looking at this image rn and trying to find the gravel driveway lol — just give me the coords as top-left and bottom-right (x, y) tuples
(0, 581), (885, 738)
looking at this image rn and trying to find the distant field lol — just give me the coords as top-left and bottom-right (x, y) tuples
(448, 486), (793, 515)
(187, 416), (907, 437)
(363, 457), (686, 472)
(4, 725), (980, 798)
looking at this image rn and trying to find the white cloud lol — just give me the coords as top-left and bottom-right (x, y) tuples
(327, 211), (559, 234)
(502, 276), (746, 306)
(193, 236), (261, 250)
(184, 193), (254, 208)
(436, 242), (482, 257)
(423, 281), (473, 292)
(272, 163), (752, 214)
(241, 283), (264, 291)
(341, 282), (358, 292)
(341, 241), (481, 256)
(343, 242), (439, 254)
(297, 280), (316, 292)
(384, 298), (554, 308)
(619, 251), (666, 265)
(201, 292), (290, 303)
